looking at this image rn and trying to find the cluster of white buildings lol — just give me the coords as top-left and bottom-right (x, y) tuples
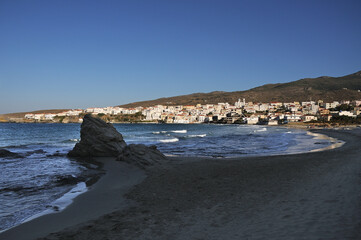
(24, 109), (83, 121)
(23, 99), (361, 124)
(84, 107), (143, 115)
(138, 99), (361, 124)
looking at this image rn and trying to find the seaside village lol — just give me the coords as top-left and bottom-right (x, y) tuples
(22, 98), (361, 125)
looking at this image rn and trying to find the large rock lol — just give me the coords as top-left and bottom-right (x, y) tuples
(68, 114), (126, 157)
(117, 144), (167, 168)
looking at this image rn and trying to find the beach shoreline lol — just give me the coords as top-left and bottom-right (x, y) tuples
(1, 128), (361, 239)
(0, 158), (145, 240)
(0, 127), (339, 234)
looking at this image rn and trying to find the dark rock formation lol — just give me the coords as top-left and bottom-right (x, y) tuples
(0, 149), (23, 158)
(68, 114), (126, 157)
(68, 114), (168, 168)
(117, 144), (167, 168)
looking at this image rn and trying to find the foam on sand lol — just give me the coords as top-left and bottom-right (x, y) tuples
(22, 182), (87, 224)
(0, 158), (145, 240)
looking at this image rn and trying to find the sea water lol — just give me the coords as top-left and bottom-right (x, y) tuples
(114, 124), (333, 157)
(0, 123), (333, 231)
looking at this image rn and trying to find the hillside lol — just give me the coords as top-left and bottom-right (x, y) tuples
(1, 71), (361, 118)
(0, 109), (70, 121)
(120, 70), (361, 107)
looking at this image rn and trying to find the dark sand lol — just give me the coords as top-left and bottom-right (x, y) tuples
(1, 129), (361, 239)
(0, 158), (145, 240)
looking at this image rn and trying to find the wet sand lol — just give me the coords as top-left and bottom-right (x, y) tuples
(0, 158), (145, 240)
(1, 129), (361, 239)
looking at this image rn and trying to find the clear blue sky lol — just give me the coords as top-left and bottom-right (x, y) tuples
(1, 0), (360, 113)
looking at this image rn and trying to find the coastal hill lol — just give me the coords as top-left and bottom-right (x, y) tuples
(0, 109), (70, 122)
(120, 70), (361, 108)
(1, 70), (360, 120)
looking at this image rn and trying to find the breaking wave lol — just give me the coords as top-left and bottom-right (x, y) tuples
(153, 130), (187, 134)
(188, 134), (207, 138)
(254, 128), (267, 132)
(171, 130), (187, 133)
(159, 138), (179, 143)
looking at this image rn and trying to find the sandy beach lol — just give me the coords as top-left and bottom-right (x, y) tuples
(0, 158), (145, 240)
(1, 128), (361, 239)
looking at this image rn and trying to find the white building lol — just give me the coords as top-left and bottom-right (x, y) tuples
(303, 115), (317, 122)
(25, 114), (34, 119)
(339, 111), (356, 117)
(246, 116), (259, 125)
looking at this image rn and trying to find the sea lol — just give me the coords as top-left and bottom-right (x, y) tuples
(0, 122), (334, 231)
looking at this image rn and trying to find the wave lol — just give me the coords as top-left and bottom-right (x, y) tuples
(159, 138), (179, 143)
(171, 130), (187, 133)
(254, 128), (267, 132)
(188, 134), (206, 138)
(0, 186), (36, 193)
(153, 130), (187, 134)
(62, 139), (80, 143)
(1, 143), (47, 149)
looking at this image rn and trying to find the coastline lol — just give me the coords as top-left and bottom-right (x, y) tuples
(0, 158), (145, 240)
(1, 127), (338, 232)
(1, 128), (361, 239)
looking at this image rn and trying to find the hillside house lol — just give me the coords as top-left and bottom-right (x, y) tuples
(246, 115), (259, 125)
(303, 115), (317, 122)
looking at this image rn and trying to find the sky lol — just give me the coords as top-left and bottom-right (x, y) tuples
(0, 0), (361, 114)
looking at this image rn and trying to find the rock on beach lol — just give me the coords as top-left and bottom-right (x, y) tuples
(68, 114), (127, 157)
(118, 144), (167, 169)
(68, 114), (167, 168)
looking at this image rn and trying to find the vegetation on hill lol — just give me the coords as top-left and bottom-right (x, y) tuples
(97, 112), (146, 123)
(120, 70), (361, 108)
(1, 70), (360, 118)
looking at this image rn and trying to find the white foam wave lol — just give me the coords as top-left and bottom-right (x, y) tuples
(171, 130), (187, 133)
(69, 139), (79, 142)
(188, 134), (207, 138)
(22, 182), (87, 224)
(154, 130), (187, 134)
(159, 138), (179, 143)
(254, 128), (267, 132)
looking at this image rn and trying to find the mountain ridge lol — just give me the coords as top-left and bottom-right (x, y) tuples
(1, 70), (360, 119)
(119, 70), (361, 108)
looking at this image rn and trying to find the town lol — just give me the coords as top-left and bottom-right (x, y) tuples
(21, 98), (361, 125)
